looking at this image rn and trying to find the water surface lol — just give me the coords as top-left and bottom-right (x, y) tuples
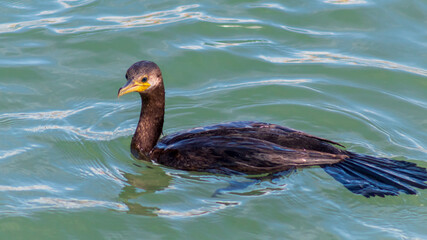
(1, 0), (426, 239)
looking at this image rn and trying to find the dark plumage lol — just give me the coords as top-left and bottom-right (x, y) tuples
(118, 60), (427, 197)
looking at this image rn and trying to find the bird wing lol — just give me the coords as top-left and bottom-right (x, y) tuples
(159, 121), (345, 154)
(151, 135), (347, 175)
(247, 121), (345, 148)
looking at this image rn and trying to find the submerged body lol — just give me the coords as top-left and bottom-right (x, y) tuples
(118, 61), (427, 197)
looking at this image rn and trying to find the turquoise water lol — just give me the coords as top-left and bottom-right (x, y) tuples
(1, 0), (426, 239)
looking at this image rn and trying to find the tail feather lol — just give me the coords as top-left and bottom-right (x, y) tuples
(349, 158), (427, 189)
(339, 160), (418, 195)
(352, 156), (427, 180)
(322, 152), (427, 197)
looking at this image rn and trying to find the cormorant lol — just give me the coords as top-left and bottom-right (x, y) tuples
(118, 60), (427, 197)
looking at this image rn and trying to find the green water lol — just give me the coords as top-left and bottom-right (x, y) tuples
(1, 0), (426, 239)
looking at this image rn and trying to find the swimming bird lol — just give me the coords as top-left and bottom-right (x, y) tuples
(118, 60), (427, 197)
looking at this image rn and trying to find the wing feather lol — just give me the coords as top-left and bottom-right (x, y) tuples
(151, 135), (347, 174)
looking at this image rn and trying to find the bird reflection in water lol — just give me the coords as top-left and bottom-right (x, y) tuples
(118, 162), (294, 216)
(118, 163), (172, 216)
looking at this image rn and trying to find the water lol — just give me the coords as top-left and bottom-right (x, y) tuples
(1, 0), (426, 239)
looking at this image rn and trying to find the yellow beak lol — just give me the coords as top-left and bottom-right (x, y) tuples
(118, 79), (151, 98)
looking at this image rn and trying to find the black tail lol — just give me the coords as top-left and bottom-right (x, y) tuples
(322, 152), (427, 197)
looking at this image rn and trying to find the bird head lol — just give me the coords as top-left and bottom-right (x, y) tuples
(118, 61), (163, 97)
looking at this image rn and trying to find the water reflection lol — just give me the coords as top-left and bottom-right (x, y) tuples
(24, 124), (133, 141)
(167, 78), (311, 97)
(0, 145), (39, 160)
(118, 163), (292, 217)
(0, 17), (68, 34)
(53, 4), (258, 34)
(218, 24), (262, 29)
(280, 25), (336, 36)
(248, 3), (288, 11)
(0, 4), (259, 35)
(179, 39), (270, 50)
(118, 164), (172, 216)
(0, 106), (94, 120)
(27, 197), (127, 211)
(206, 39), (271, 48)
(324, 0), (368, 5)
(259, 51), (427, 77)
(57, 0), (95, 8)
(118, 165), (241, 217)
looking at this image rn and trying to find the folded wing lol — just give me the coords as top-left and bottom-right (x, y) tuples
(152, 135), (347, 174)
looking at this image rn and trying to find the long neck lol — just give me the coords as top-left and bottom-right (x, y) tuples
(131, 84), (165, 159)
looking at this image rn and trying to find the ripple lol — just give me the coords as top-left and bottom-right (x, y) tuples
(25, 197), (127, 211)
(180, 39), (271, 50)
(0, 106), (94, 120)
(324, 0), (368, 5)
(0, 185), (55, 192)
(24, 125), (133, 141)
(0, 58), (51, 66)
(36, 10), (61, 16)
(179, 45), (204, 50)
(78, 166), (126, 186)
(321, 103), (403, 153)
(248, 3), (288, 11)
(198, 14), (258, 24)
(280, 25), (336, 36)
(0, 17), (69, 34)
(57, 0), (96, 8)
(53, 4), (258, 34)
(393, 130), (427, 154)
(156, 200), (239, 217)
(1, 1), (31, 10)
(0, 144), (40, 160)
(32, 0), (96, 16)
(218, 24), (262, 29)
(383, 92), (427, 110)
(259, 51), (427, 77)
(205, 39), (271, 48)
(358, 220), (408, 239)
(1, 102), (135, 142)
(168, 78), (311, 97)
(54, 4), (200, 33)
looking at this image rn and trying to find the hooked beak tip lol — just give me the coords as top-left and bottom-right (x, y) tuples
(117, 88), (122, 98)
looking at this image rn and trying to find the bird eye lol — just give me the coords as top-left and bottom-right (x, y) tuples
(142, 77), (148, 83)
